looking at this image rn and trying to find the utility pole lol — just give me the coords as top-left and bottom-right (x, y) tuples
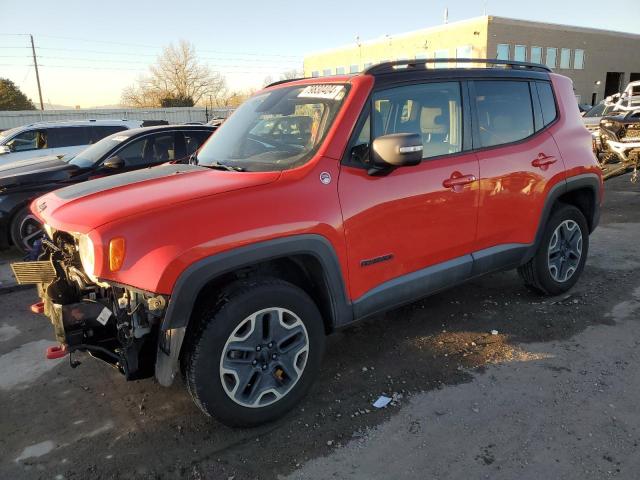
(30, 35), (44, 111)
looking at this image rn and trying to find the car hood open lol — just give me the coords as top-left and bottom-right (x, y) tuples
(34, 163), (280, 233)
(0, 155), (78, 190)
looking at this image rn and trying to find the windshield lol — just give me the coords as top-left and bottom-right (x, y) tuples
(584, 102), (616, 118)
(0, 126), (23, 143)
(66, 133), (132, 168)
(196, 84), (348, 172)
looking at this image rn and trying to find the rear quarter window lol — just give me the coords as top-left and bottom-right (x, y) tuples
(536, 82), (558, 127)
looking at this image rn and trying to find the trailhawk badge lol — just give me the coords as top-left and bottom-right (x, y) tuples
(319, 172), (332, 185)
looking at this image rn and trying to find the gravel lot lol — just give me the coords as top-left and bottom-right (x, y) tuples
(1, 173), (639, 480)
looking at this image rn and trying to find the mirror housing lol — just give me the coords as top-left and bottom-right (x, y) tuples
(0, 145), (10, 155)
(369, 133), (423, 174)
(103, 156), (124, 170)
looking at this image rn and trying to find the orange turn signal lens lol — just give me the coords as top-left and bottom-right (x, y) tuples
(109, 237), (126, 272)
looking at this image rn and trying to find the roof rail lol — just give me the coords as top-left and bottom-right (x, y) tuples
(364, 58), (551, 75)
(265, 77), (306, 88)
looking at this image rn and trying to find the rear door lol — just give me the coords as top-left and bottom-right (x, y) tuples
(470, 79), (564, 252)
(338, 81), (480, 302)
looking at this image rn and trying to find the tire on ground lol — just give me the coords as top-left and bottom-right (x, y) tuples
(518, 204), (589, 296)
(183, 277), (325, 427)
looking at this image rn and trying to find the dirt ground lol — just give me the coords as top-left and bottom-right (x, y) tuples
(1, 173), (639, 480)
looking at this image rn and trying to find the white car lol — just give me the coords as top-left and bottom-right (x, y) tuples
(0, 119), (143, 165)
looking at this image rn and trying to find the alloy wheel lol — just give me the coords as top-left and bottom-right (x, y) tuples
(547, 219), (582, 283)
(219, 307), (309, 408)
(18, 214), (44, 252)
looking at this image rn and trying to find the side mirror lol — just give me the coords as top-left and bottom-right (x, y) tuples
(369, 133), (423, 174)
(103, 155), (124, 170)
(0, 145), (9, 155)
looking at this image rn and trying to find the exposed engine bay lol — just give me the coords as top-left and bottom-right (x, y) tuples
(12, 230), (167, 380)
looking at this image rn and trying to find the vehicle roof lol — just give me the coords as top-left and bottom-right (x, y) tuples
(13, 119), (143, 130)
(265, 59), (552, 91)
(110, 124), (216, 139)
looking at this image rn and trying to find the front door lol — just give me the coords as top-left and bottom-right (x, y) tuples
(338, 81), (480, 305)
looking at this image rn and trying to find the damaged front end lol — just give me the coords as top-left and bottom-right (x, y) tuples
(11, 230), (168, 380)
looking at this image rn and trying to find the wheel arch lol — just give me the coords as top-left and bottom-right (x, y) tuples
(155, 234), (352, 386)
(522, 173), (601, 264)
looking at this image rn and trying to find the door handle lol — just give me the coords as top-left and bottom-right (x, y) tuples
(532, 153), (557, 168)
(443, 173), (477, 189)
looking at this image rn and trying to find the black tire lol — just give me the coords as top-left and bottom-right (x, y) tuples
(10, 206), (43, 254)
(183, 277), (325, 427)
(518, 204), (589, 296)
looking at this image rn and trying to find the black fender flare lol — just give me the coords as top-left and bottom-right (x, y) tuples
(522, 173), (601, 263)
(155, 234), (352, 386)
(160, 234), (353, 332)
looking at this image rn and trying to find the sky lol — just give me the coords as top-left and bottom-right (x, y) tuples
(0, 0), (638, 108)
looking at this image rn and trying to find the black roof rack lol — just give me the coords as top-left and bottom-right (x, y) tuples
(364, 58), (551, 75)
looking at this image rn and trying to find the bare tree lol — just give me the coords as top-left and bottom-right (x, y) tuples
(280, 69), (302, 80)
(122, 40), (226, 107)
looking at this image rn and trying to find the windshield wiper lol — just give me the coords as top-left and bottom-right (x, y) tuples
(202, 162), (245, 172)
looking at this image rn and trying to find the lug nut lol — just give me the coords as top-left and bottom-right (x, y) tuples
(262, 364), (267, 370)
(256, 345), (262, 352)
(272, 354), (277, 360)
(268, 342), (274, 348)
(252, 360), (257, 366)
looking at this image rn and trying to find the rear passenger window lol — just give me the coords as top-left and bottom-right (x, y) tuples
(184, 130), (213, 156)
(49, 127), (89, 148)
(473, 81), (534, 148)
(536, 82), (557, 127)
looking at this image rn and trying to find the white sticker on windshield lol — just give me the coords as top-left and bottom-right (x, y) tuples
(298, 85), (345, 100)
(111, 135), (128, 142)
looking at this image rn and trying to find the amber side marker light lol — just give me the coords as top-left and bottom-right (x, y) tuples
(109, 237), (126, 272)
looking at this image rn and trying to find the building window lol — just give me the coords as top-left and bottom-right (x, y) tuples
(434, 49), (449, 68)
(311, 71), (319, 78)
(415, 52), (428, 60)
(496, 44), (510, 60)
(574, 49), (584, 69)
(530, 46), (542, 64)
(349, 64), (359, 73)
(545, 47), (557, 68)
(456, 45), (472, 67)
(336, 66), (345, 75)
(322, 68), (332, 76)
(560, 48), (571, 69)
(514, 45), (526, 62)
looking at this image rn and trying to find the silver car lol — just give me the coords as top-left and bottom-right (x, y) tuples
(0, 119), (142, 165)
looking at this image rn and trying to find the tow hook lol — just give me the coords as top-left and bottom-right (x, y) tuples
(46, 344), (67, 359)
(30, 302), (45, 314)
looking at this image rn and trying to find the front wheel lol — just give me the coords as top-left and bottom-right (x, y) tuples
(183, 278), (325, 427)
(518, 204), (589, 296)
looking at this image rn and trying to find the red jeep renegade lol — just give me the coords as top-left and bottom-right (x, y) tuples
(13, 59), (603, 426)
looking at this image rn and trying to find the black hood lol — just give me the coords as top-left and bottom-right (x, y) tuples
(0, 155), (80, 190)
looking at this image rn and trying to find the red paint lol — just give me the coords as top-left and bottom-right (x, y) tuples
(31, 72), (602, 303)
(46, 344), (67, 359)
(30, 302), (44, 314)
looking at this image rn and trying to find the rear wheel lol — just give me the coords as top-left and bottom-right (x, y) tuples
(10, 206), (43, 254)
(518, 204), (589, 296)
(184, 278), (325, 427)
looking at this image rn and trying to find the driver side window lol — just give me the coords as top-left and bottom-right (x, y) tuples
(7, 129), (48, 152)
(348, 82), (463, 166)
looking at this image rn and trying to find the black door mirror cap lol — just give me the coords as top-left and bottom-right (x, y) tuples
(103, 155), (125, 169)
(370, 133), (423, 174)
